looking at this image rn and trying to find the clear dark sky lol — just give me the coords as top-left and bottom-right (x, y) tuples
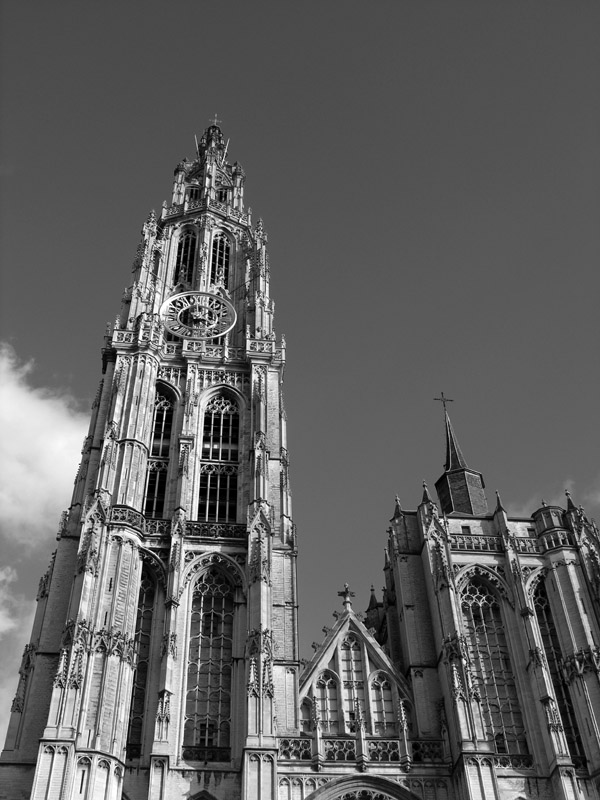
(1, 2), (599, 743)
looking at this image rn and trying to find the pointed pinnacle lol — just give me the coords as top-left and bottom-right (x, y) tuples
(565, 489), (577, 511)
(392, 494), (403, 519)
(422, 481), (433, 503)
(495, 491), (506, 512)
(367, 585), (379, 611)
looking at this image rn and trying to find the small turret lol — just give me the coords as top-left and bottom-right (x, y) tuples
(434, 411), (488, 516)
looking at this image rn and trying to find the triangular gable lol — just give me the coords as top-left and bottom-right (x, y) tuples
(300, 609), (411, 706)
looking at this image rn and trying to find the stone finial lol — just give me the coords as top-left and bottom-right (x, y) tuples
(338, 583), (355, 612)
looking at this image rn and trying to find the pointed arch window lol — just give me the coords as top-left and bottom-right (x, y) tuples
(144, 389), (174, 518)
(370, 673), (394, 733)
(216, 187), (229, 204)
(126, 568), (156, 759)
(210, 233), (231, 287)
(461, 579), (528, 754)
(341, 635), (365, 732)
(183, 568), (234, 762)
(315, 672), (339, 733)
(174, 230), (197, 284)
(534, 581), (585, 766)
(198, 395), (239, 523)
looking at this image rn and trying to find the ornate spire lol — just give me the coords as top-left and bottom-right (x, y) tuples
(433, 404), (488, 516)
(443, 410), (468, 472)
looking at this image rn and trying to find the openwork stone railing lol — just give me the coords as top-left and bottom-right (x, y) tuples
(163, 198), (250, 226)
(110, 509), (247, 540)
(324, 739), (356, 761)
(514, 537), (540, 554)
(367, 740), (400, 762)
(278, 738), (312, 760)
(145, 519), (171, 535)
(451, 533), (541, 554)
(538, 529), (576, 552)
(185, 522), (246, 539)
(109, 506), (145, 531)
(278, 736), (428, 767)
(492, 754), (534, 770)
(452, 534), (503, 552)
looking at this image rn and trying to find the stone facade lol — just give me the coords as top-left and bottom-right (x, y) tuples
(1, 125), (600, 800)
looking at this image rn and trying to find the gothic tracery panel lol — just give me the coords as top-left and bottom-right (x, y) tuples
(198, 394), (239, 523)
(144, 388), (175, 518)
(461, 579), (528, 754)
(210, 232), (231, 287)
(174, 229), (197, 284)
(183, 567), (234, 762)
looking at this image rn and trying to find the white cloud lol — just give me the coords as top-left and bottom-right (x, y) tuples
(0, 344), (88, 748)
(0, 343), (89, 548)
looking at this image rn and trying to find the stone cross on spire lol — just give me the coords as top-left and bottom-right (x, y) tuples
(210, 113), (222, 126)
(434, 392), (454, 413)
(338, 583), (355, 612)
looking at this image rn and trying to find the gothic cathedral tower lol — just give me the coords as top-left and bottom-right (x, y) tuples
(1, 123), (297, 799)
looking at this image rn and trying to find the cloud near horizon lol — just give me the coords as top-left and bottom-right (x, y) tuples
(0, 343), (89, 549)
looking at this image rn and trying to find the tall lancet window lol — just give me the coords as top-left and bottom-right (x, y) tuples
(144, 388), (174, 518)
(198, 395), (239, 523)
(183, 568), (234, 762)
(210, 233), (231, 287)
(126, 568), (155, 759)
(315, 672), (339, 733)
(174, 229), (197, 284)
(534, 581), (585, 765)
(370, 673), (394, 733)
(461, 579), (528, 754)
(341, 636), (365, 732)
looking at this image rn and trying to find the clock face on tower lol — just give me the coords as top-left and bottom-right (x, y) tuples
(160, 291), (237, 340)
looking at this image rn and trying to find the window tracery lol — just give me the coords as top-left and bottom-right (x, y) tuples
(197, 394), (239, 523)
(174, 230), (197, 284)
(316, 671), (339, 733)
(341, 636), (365, 732)
(183, 567), (234, 762)
(461, 579), (528, 754)
(534, 581), (585, 765)
(210, 233), (231, 287)
(144, 391), (174, 518)
(126, 568), (155, 759)
(370, 673), (394, 733)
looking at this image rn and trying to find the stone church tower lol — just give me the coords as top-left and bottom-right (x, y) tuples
(2, 125), (600, 800)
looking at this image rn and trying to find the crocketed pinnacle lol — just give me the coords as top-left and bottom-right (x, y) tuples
(444, 410), (468, 472)
(421, 481), (433, 504)
(367, 585), (379, 612)
(565, 489), (577, 512)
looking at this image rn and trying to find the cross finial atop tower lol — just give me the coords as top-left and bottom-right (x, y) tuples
(210, 113), (222, 127)
(434, 392), (454, 413)
(338, 582), (355, 611)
